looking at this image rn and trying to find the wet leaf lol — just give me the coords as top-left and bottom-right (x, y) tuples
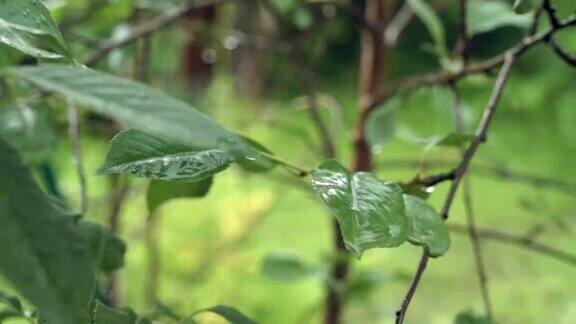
(99, 129), (233, 181)
(404, 194), (450, 257)
(0, 139), (94, 324)
(7, 64), (275, 172)
(0, 0), (68, 58)
(311, 160), (408, 257)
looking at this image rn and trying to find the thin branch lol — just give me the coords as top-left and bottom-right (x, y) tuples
(542, 0), (561, 28)
(67, 100), (88, 216)
(448, 224), (576, 267)
(369, 15), (576, 112)
(379, 158), (576, 195)
(395, 54), (516, 324)
(453, 0), (470, 62)
(384, 3), (413, 46)
(543, 35), (576, 67)
(452, 84), (493, 320)
(83, 0), (228, 66)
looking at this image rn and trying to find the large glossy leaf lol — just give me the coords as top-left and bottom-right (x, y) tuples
(468, 0), (531, 35)
(77, 221), (127, 273)
(311, 160), (408, 257)
(147, 178), (213, 213)
(0, 139), (94, 324)
(7, 64), (275, 171)
(99, 129), (233, 181)
(0, 0), (68, 58)
(404, 194), (450, 257)
(0, 105), (57, 164)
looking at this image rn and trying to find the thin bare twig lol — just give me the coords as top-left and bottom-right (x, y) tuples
(67, 100), (88, 216)
(83, 0), (228, 66)
(369, 15), (576, 112)
(448, 224), (576, 267)
(395, 54), (516, 324)
(452, 83), (493, 320)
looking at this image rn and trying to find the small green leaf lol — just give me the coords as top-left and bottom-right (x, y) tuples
(404, 194), (450, 257)
(7, 64), (276, 172)
(513, 0), (538, 14)
(406, 0), (448, 60)
(468, 0), (531, 35)
(366, 98), (398, 152)
(261, 252), (310, 282)
(200, 305), (257, 324)
(147, 178), (213, 213)
(99, 129), (233, 181)
(311, 160), (408, 257)
(0, 0), (68, 58)
(0, 105), (57, 164)
(0, 139), (95, 324)
(454, 310), (492, 324)
(77, 221), (127, 273)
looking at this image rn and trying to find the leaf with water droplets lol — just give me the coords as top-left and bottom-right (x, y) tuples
(7, 64), (276, 172)
(404, 194), (450, 257)
(0, 139), (95, 324)
(311, 160), (408, 257)
(99, 129), (234, 181)
(0, 0), (69, 58)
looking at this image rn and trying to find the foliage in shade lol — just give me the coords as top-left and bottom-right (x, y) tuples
(407, 0), (448, 61)
(147, 178), (213, 213)
(0, 139), (94, 324)
(404, 194), (450, 257)
(7, 64), (276, 172)
(454, 310), (493, 324)
(0, 105), (57, 164)
(98, 129), (233, 181)
(77, 221), (127, 273)
(311, 160), (408, 257)
(0, 291), (26, 322)
(513, 0), (539, 14)
(93, 301), (152, 324)
(0, 0), (68, 58)
(261, 252), (310, 281)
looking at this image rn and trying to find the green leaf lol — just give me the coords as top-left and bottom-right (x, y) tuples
(147, 178), (213, 213)
(0, 291), (25, 321)
(454, 310), (492, 324)
(468, 0), (531, 35)
(7, 64), (275, 172)
(200, 305), (257, 324)
(406, 0), (448, 60)
(0, 105), (57, 164)
(98, 129), (233, 181)
(77, 221), (127, 273)
(0, 0), (68, 58)
(261, 252), (310, 282)
(0, 139), (95, 324)
(513, 0), (538, 14)
(311, 160), (408, 257)
(404, 194), (450, 257)
(417, 132), (474, 150)
(365, 98), (398, 152)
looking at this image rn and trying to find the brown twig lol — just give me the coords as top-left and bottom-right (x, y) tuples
(448, 224), (576, 267)
(452, 83), (493, 320)
(368, 15), (576, 112)
(395, 54), (516, 324)
(83, 0), (228, 66)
